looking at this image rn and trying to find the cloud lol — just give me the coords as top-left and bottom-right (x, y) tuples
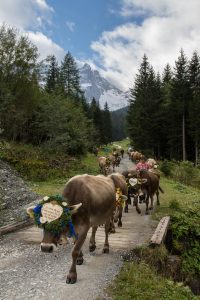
(0, 0), (53, 29)
(91, 0), (200, 91)
(66, 21), (75, 32)
(27, 31), (65, 61)
(0, 0), (65, 61)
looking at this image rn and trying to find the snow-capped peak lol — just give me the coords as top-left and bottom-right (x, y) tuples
(79, 63), (128, 111)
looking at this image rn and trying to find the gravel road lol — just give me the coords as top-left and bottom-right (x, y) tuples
(0, 155), (157, 300)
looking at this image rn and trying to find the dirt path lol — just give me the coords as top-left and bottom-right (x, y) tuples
(0, 155), (157, 300)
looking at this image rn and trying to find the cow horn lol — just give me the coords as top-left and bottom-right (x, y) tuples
(26, 206), (36, 218)
(122, 195), (128, 201)
(138, 178), (148, 184)
(69, 203), (82, 214)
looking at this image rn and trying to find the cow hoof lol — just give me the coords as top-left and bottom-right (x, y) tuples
(109, 228), (116, 234)
(66, 274), (77, 284)
(145, 211), (149, 215)
(149, 206), (153, 210)
(89, 245), (96, 252)
(76, 257), (84, 265)
(136, 209), (141, 214)
(118, 222), (122, 227)
(103, 248), (109, 254)
(157, 202), (160, 206)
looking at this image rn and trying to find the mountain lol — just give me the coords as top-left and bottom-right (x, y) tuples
(79, 63), (129, 111)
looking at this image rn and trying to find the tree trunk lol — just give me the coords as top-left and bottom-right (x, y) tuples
(182, 113), (186, 161)
(195, 139), (198, 167)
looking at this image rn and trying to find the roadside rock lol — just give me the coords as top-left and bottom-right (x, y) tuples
(0, 160), (39, 227)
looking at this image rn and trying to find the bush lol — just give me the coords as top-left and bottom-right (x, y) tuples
(160, 160), (175, 176)
(171, 202), (200, 277)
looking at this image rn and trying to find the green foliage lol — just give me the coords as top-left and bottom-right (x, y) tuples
(0, 142), (80, 181)
(171, 204), (200, 276)
(108, 262), (197, 300)
(172, 161), (197, 186)
(169, 198), (181, 210)
(160, 160), (175, 176)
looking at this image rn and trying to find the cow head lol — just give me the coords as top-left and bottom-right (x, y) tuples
(27, 197), (82, 253)
(128, 177), (147, 197)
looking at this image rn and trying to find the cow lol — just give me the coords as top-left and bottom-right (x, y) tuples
(127, 147), (133, 160)
(131, 151), (143, 162)
(137, 169), (164, 214)
(27, 174), (119, 284)
(98, 156), (110, 175)
(122, 170), (143, 214)
(120, 149), (125, 158)
(147, 158), (161, 178)
(108, 173), (128, 227)
(107, 154), (119, 172)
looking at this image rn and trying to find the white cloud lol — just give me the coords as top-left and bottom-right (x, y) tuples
(0, 0), (65, 61)
(27, 31), (65, 61)
(66, 21), (75, 32)
(91, 0), (200, 91)
(0, 0), (53, 29)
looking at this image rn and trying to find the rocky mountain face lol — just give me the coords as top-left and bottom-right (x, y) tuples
(79, 63), (129, 111)
(0, 160), (39, 226)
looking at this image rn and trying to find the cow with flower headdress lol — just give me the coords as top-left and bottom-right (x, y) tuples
(27, 174), (124, 284)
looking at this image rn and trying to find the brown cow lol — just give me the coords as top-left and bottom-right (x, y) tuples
(138, 169), (164, 214)
(108, 152), (120, 172)
(27, 174), (118, 284)
(131, 151), (143, 162)
(98, 156), (110, 175)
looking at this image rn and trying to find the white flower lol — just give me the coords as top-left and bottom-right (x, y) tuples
(62, 202), (67, 206)
(40, 216), (47, 224)
(43, 196), (49, 201)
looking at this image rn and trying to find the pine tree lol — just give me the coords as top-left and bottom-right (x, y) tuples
(127, 55), (163, 156)
(102, 102), (112, 144)
(59, 52), (81, 98)
(188, 51), (200, 165)
(160, 64), (173, 158)
(45, 55), (59, 93)
(169, 49), (190, 160)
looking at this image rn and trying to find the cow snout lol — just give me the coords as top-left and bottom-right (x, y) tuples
(40, 243), (56, 253)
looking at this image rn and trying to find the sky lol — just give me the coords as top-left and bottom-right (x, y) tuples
(0, 0), (200, 91)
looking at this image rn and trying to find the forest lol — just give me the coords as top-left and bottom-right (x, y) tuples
(0, 25), (112, 155)
(1, 24), (200, 165)
(127, 51), (200, 164)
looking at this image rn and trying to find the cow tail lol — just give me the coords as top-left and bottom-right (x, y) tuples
(159, 186), (164, 193)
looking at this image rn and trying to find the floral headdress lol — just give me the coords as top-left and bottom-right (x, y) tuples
(27, 195), (77, 237)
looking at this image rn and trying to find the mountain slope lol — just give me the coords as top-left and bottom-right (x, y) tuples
(79, 63), (128, 111)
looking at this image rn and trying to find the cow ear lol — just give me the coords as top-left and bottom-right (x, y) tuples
(26, 206), (35, 218)
(69, 203), (82, 215)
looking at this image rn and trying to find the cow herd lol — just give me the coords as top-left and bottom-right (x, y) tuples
(27, 147), (163, 284)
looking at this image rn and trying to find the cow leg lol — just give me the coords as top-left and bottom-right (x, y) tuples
(89, 226), (98, 252)
(118, 207), (122, 227)
(145, 194), (150, 214)
(109, 217), (116, 233)
(156, 190), (160, 206)
(124, 201), (128, 213)
(103, 219), (110, 253)
(134, 196), (141, 214)
(66, 225), (89, 284)
(76, 250), (83, 265)
(149, 195), (154, 210)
